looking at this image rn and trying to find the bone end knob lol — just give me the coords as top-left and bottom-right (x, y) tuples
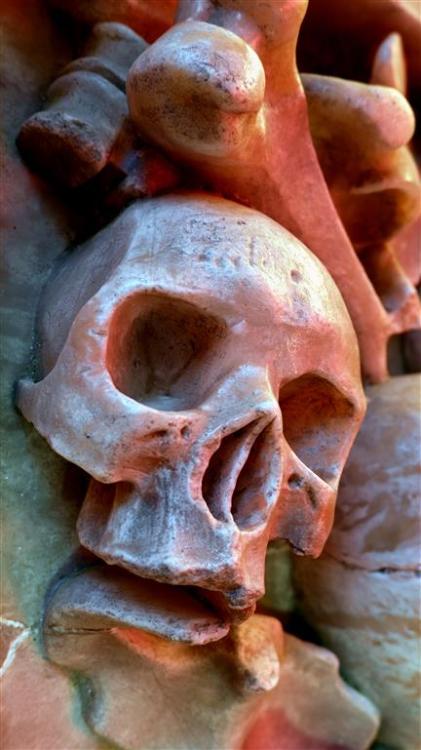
(127, 21), (265, 162)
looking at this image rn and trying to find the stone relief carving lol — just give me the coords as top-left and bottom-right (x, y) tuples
(1, 0), (420, 748)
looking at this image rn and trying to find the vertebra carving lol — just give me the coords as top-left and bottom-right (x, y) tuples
(17, 193), (364, 643)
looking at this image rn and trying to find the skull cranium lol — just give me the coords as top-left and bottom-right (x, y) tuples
(18, 193), (364, 641)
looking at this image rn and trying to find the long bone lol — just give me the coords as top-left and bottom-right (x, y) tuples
(303, 32), (420, 345)
(127, 0), (417, 382)
(17, 21), (181, 209)
(18, 22), (147, 187)
(302, 69), (420, 338)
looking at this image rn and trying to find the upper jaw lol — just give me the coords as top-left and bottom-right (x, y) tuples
(44, 555), (261, 646)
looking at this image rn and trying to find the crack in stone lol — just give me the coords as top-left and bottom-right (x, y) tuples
(323, 551), (421, 575)
(47, 625), (114, 635)
(0, 622), (30, 677)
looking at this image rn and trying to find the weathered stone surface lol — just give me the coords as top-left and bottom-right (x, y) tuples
(303, 73), (419, 247)
(0, 0), (84, 632)
(74, 22), (148, 88)
(127, 0), (418, 381)
(105, 140), (181, 212)
(45, 562), (230, 645)
(324, 375), (420, 571)
(1, 620), (28, 673)
(45, 615), (379, 750)
(1, 2), (415, 748)
(394, 213), (421, 287)
(259, 541), (295, 619)
(294, 374), (421, 749)
(1, 9), (102, 746)
(45, 616), (283, 750)
(1, 632), (103, 750)
(371, 32), (407, 94)
(241, 633), (379, 750)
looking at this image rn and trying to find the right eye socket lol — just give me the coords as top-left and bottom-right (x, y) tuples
(279, 374), (356, 486)
(106, 294), (226, 411)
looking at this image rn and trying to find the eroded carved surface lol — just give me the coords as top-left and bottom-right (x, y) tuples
(303, 34), (420, 339)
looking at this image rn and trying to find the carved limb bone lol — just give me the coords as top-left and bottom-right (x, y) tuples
(302, 69), (420, 332)
(298, 0), (421, 92)
(18, 193), (364, 643)
(127, 1), (418, 381)
(18, 22), (147, 187)
(302, 33), (420, 337)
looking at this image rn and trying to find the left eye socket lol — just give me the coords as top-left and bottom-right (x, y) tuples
(279, 374), (356, 487)
(106, 293), (226, 411)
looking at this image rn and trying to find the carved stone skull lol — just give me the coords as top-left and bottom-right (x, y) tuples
(18, 193), (365, 642)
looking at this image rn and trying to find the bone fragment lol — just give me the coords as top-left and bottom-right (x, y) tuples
(18, 23), (146, 187)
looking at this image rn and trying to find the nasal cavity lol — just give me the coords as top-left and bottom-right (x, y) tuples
(202, 420), (278, 530)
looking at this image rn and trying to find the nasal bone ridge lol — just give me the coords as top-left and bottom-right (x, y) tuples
(196, 400), (282, 529)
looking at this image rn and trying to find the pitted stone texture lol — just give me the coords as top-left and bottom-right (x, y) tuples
(71, 22), (148, 89)
(18, 193), (365, 642)
(294, 374), (421, 749)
